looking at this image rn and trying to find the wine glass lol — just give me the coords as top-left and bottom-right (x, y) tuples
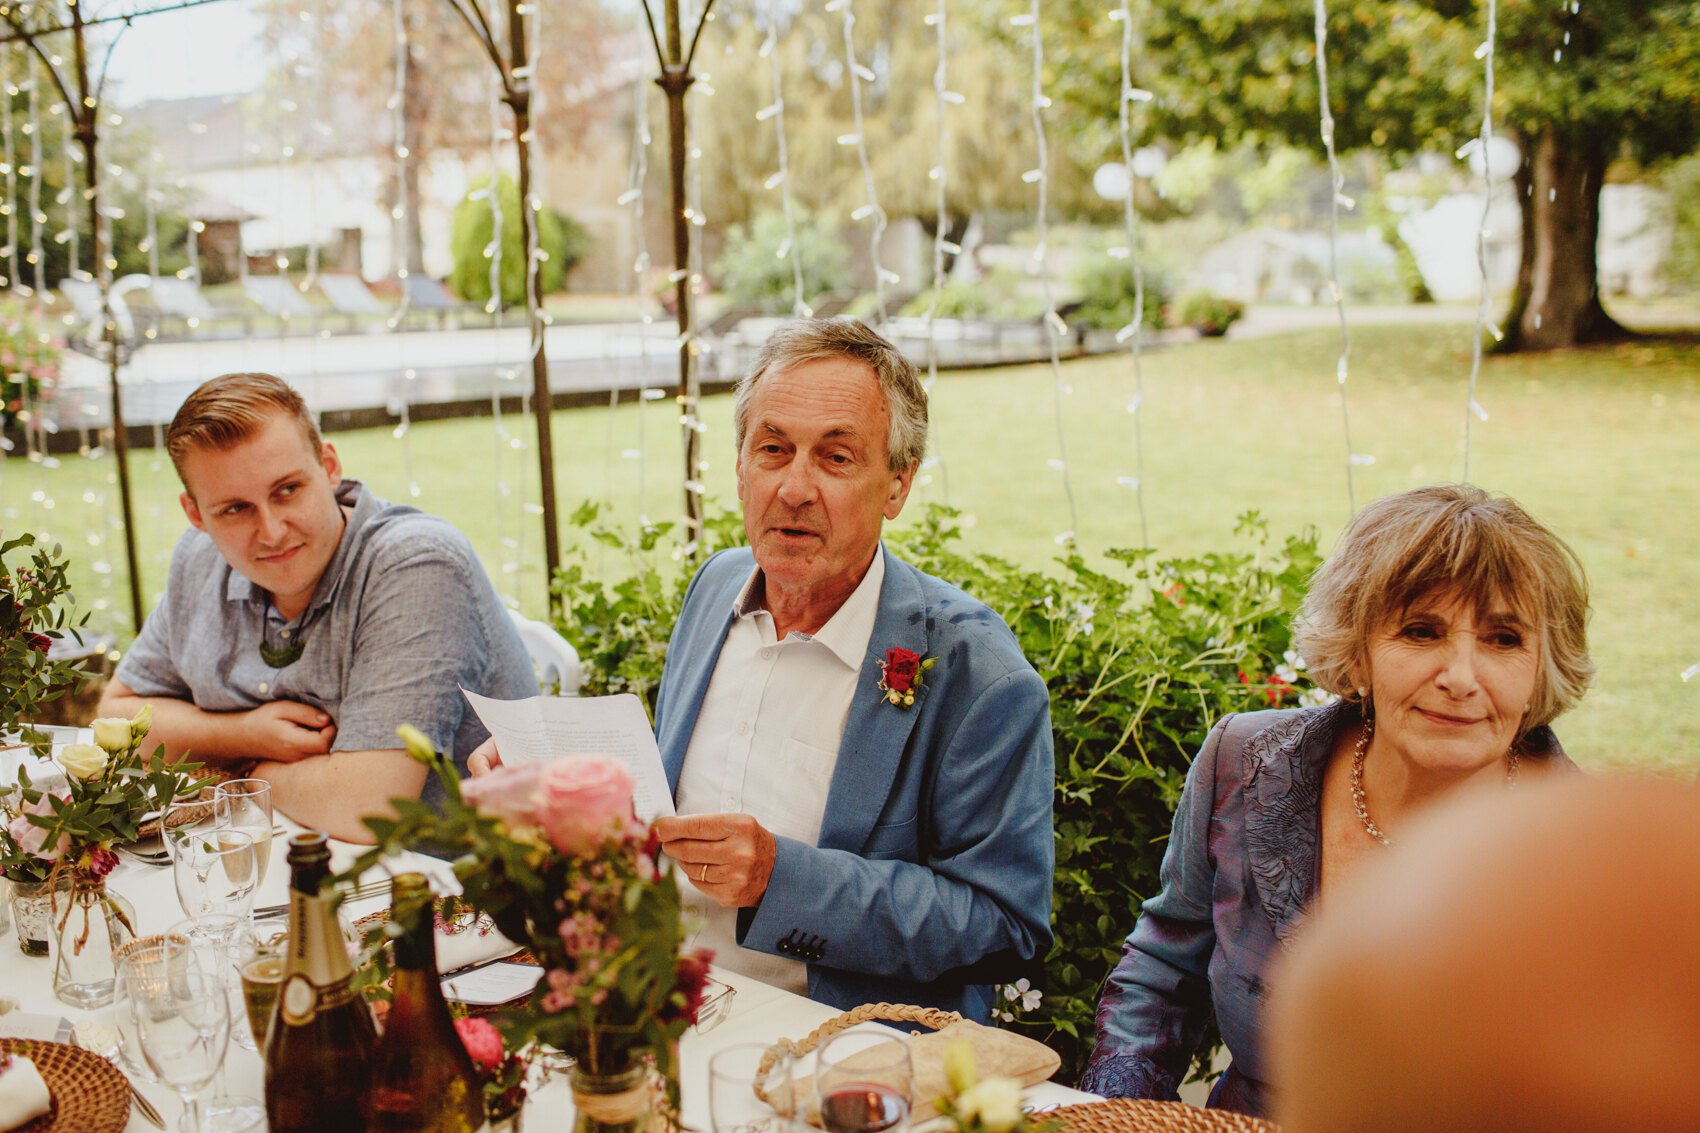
(710, 1043), (796, 1133)
(213, 780), (274, 889)
(814, 1028), (911, 1133)
(159, 798), (216, 863)
(168, 920), (267, 1133)
(173, 828), (259, 944)
(123, 950), (231, 1133)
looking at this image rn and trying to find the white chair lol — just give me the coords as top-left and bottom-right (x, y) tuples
(506, 609), (583, 696)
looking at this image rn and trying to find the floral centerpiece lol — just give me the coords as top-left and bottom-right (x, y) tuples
(0, 705), (211, 1003)
(455, 1017), (530, 1127)
(342, 726), (714, 1130)
(2, 533), (90, 756)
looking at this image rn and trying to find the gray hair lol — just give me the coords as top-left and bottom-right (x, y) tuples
(733, 318), (928, 473)
(1293, 483), (1594, 736)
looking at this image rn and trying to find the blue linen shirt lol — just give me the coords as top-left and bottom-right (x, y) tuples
(115, 479), (537, 804)
(1080, 701), (1572, 1116)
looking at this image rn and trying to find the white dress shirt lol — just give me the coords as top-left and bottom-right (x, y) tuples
(674, 547), (886, 992)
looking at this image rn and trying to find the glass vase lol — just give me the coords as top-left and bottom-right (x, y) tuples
(569, 1063), (654, 1133)
(9, 878), (62, 957)
(51, 873), (137, 1008)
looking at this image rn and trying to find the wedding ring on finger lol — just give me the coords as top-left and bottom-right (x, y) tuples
(698, 863), (709, 883)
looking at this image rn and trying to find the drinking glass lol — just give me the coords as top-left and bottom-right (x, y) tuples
(173, 829), (259, 941)
(168, 920), (266, 1133)
(159, 799), (216, 863)
(124, 955), (231, 1133)
(710, 1043), (796, 1133)
(814, 1029), (911, 1133)
(212, 781), (274, 888)
(112, 934), (190, 1082)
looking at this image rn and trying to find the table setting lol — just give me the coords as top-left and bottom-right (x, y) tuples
(0, 713), (1095, 1133)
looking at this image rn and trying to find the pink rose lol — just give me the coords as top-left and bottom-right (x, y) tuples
(461, 756), (636, 857)
(454, 1017), (505, 1074)
(7, 795), (69, 862)
(535, 757), (635, 856)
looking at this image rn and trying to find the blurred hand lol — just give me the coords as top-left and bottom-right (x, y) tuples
(468, 738), (505, 777)
(654, 812), (777, 909)
(243, 701), (335, 763)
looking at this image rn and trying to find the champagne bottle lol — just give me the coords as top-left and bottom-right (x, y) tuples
(368, 873), (489, 1132)
(264, 831), (377, 1133)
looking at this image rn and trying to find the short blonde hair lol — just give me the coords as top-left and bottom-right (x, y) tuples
(166, 372), (322, 488)
(1294, 484), (1593, 734)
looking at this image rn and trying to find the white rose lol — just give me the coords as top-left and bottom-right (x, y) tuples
(56, 742), (109, 782)
(91, 716), (134, 755)
(956, 1078), (1023, 1133)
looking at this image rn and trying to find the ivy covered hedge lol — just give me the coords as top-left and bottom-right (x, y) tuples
(550, 502), (1322, 1080)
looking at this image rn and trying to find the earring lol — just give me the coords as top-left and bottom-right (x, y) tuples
(1355, 687), (1366, 699)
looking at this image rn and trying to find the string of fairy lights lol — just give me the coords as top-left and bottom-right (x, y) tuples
(1109, 0), (1149, 548)
(1014, 0), (1078, 545)
(1311, 0), (1363, 517)
(758, 0), (808, 319)
(618, 67), (657, 526)
(1459, 0), (1497, 483)
(916, 0), (955, 504)
(828, 0), (896, 324)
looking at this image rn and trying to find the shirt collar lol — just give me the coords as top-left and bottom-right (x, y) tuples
(223, 479), (373, 617)
(732, 543), (886, 671)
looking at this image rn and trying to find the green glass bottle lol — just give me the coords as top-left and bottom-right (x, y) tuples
(264, 831), (377, 1133)
(368, 873), (489, 1132)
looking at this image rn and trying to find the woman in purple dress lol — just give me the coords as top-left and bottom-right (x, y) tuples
(1079, 484), (1595, 1117)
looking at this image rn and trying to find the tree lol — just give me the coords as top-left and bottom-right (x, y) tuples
(257, 0), (622, 277)
(695, 0), (1099, 265)
(449, 172), (589, 306)
(1045, 0), (1700, 351)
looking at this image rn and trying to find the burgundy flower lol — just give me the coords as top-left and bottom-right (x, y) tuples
(25, 632), (51, 654)
(84, 847), (120, 879)
(673, 949), (715, 1024)
(883, 648), (922, 694)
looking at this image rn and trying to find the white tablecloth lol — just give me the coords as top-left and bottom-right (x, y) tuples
(0, 829), (1095, 1131)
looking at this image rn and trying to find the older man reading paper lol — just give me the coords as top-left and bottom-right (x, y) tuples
(477, 319), (1055, 1018)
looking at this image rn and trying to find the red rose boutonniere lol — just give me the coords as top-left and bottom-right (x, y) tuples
(878, 646), (936, 709)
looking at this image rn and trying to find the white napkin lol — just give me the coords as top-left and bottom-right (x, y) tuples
(434, 913), (520, 974)
(0, 1054), (52, 1132)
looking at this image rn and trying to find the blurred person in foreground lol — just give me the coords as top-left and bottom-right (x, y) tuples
(1079, 484), (1594, 1115)
(1268, 774), (1700, 1133)
(99, 372), (535, 841)
(473, 318), (1054, 1018)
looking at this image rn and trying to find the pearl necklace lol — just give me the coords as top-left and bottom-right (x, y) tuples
(1349, 717), (1520, 847)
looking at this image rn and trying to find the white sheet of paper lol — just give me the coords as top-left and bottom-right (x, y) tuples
(442, 962), (544, 1007)
(461, 689), (676, 821)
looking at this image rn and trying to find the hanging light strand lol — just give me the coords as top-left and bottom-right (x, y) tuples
(1461, 0), (1497, 482)
(26, 70), (47, 295)
(831, 0), (895, 322)
(919, 0), (955, 502)
(759, 0), (809, 316)
(387, 0), (418, 498)
(622, 64), (656, 525)
(1111, 0), (1149, 547)
(2, 48), (18, 290)
(1312, 0), (1361, 515)
(1016, 0), (1078, 543)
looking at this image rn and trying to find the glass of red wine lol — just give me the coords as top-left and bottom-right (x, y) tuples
(814, 1028), (912, 1133)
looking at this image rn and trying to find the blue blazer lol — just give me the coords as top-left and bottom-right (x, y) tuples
(654, 545), (1056, 1021)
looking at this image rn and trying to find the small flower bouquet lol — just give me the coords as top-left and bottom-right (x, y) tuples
(0, 705), (210, 888)
(937, 1041), (1057, 1133)
(344, 726), (714, 1117)
(455, 1017), (529, 1123)
(0, 299), (63, 433)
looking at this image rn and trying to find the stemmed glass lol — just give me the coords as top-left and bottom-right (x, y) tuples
(172, 829), (259, 946)
(814, 1028), (912, 1133)
(168, 920), (266, 1133)
(120, 940), (232, 1133)
(710, 1043), (796, 1133)
(212, 781), (274, 890)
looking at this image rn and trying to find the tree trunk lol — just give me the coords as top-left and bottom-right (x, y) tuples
(1500, 128), (1630, 352)
(401, 33), (428, 276)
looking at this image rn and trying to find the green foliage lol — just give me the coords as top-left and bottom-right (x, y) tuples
(1, 304), (65, 431)
(0, 534), (88, 749)
(1174, 291), (1246, 337)
(449, 174), (590, 308)
(1067, 255), (1171, 333)
(898, 282), (995, 320)
(713, 210), (853, 316)
(551, 504), (1324, 1081)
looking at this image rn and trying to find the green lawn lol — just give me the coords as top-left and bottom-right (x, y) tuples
(5, 322), (1696, 773)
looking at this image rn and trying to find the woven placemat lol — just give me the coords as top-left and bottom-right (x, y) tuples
(0, 1038), (130, 1133)
(1045, 1099), (1280, 1133)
